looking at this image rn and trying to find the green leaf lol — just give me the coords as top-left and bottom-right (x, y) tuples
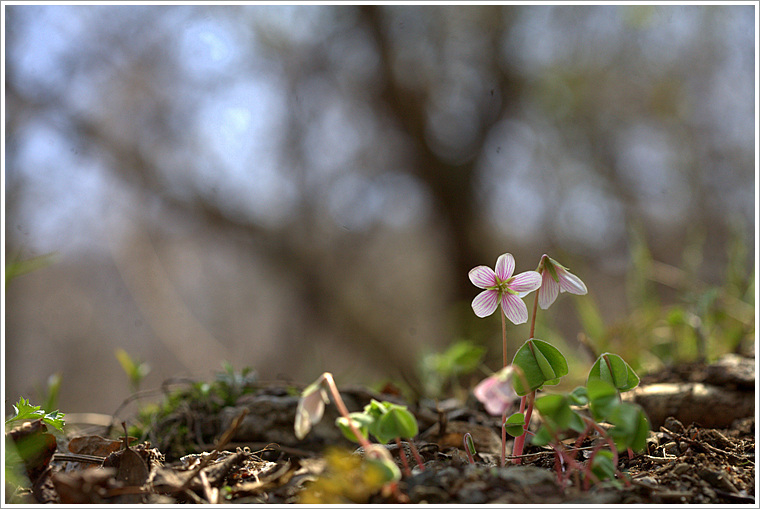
(569, 386), (588, 405)
(587, 353), (640, 392)
(5, 252), (58, 287)
(586, 379), (620, 421)
(530, 425), (553, 447)
(607, 403), (650, 452)
(573, 294), (606, 343)
(512, 339), (568, 396)
(434, 341), (487, 376)
(6, 397), (65, 432)
(363, 399), (388, 419)
(533, 347), (557, 380)
(373, 406), (418, 443)
(504, 412), (526, 437)
(534, 394), (585, 434)
(364, 449), (402, 484)
(335, 412), (373, 443)
(590, 450), (617, 481)
(360, 400), (419, 443)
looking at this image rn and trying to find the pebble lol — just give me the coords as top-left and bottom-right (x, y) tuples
(672, 463), (691, 476)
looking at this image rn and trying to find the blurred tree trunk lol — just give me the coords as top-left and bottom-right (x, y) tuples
(360, 5), (522, 300)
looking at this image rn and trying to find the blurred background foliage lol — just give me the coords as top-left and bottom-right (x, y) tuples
(3, 4), (756, 415)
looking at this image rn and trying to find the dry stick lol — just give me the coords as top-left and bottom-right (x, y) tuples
(180, 408), (249, 491)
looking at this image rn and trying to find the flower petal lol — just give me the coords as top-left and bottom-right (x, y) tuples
(472, 290), (499, 318)
(495, 253), (515, 281)
(469, 265), (497, 289)
(294, 387), (326, 440)
(473, 375), (515, 416)
(473, 376), (496, 403)
(485, 398), (509, 416)
(558, 267), (588, 295)
(501, 293), (529, 324)
(509, 271), (542, 292)
(538, 271), (559, 310)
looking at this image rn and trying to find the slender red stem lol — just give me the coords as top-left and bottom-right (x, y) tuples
(407, 440), (425, 471)
(501, 409), (507, 467)
(511, 390), (535, 464)
(321, 373), (373, 450)
(394, 437), (412, 477)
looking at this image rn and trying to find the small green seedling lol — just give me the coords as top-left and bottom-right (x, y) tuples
(463, 433), (477, 464)
(5, 397), (65, 432)
(115, 348), (151, 394)
(336, 399), (425, 475)
(294, 372), (401, 486)
(35, 372), (62, 414)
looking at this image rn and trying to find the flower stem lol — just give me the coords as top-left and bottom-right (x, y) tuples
(511, 390), (535, 464)
(501, 310), (508, 368)
(407, 440), (425, 471)
(501, 409), (507, 467)
(394, 437), (412, 477)
(510, 291), (541, 464)
(321, 372), (373, 450)
(529, 291), (539, 339)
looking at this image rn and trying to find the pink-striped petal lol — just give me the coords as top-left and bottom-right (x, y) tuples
(495, 253), (515, 281)
(557, 267), (588, 295)
(538, 271), (560, 310)
(501, 293), (528, 324)
(469, 265), (497, 289)
(472, 290), (499, 317)
(509, 271), (542, 292)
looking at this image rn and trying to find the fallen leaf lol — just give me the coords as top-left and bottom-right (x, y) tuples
(68, 434), (135, 457)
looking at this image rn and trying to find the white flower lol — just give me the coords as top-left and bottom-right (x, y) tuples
(294, 380), (329, 440)
(469, 253), (542, 324)
(537, 254), (587, 310)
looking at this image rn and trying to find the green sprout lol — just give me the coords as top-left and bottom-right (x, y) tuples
(115, 348), (151, 394)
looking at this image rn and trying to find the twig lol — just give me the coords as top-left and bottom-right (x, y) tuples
(51, 453), (107, 465)
(180, 408), (249, 491)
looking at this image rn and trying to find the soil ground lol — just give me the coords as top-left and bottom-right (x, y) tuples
(6, 354), (755, 504)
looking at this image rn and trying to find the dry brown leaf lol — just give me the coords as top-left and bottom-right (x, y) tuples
(68, 434), (135, 457)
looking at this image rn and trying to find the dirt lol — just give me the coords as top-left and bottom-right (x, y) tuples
(5, 354), (755, 504)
